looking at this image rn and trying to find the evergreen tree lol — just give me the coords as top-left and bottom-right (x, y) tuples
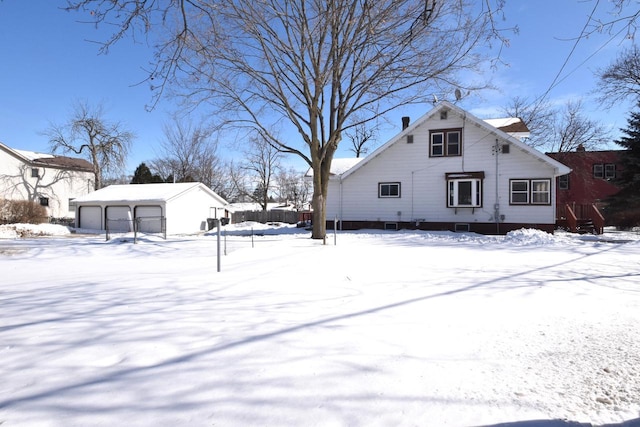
(131, 162), (163, 184)
(606, 105), (640, 228)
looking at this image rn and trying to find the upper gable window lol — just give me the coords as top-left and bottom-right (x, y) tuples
(31, 168), (40, 178)
(430, 129), (461, 157)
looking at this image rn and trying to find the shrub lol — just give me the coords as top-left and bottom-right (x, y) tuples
(0, 199), (48, 224)
(606, 207), (640, 230)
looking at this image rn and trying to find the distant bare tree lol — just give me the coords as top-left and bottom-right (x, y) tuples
(45, 101), (133, 190)
(150, 119), (224, 190)
(551, 100), (611, 153)
(596, 45), (640, 108)
(502, 98), (610, 153)
(346, 123), (378, 158)
(239, 135), (282, 211)
(275, 167), (311, 210)
(501, 96), (555, 150)
(66, 0), (512, 239)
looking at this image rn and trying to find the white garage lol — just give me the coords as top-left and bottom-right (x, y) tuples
(72, 182), (231, 235)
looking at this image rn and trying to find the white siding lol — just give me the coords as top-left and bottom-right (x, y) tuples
(0, 147), (94, 218)
(328, 108), (558, 228)
(164, 186), (225, 234)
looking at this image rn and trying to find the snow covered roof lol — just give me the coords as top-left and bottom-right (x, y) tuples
(73, 182), (228, 205)
(304, 157), (364, 177)
(483, 117), (530, 140)
(1, 141), (93, 171)
(13, 149), (55, 161)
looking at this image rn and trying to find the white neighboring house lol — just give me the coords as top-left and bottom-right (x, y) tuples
(324, 101), (571, 234)
(0, 141), (94, 219)
(72, 182), (231, 235)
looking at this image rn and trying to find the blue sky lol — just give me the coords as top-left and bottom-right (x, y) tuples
(0, 1), (637, 175)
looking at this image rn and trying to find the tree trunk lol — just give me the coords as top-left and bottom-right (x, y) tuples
(311, 155), (333, 239)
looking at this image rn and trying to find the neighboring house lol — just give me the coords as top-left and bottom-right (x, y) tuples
(0, 141), (94, 219)
(547, 145), (623, 234)
(72, 182), (231, 235)
(323, 101), (571, 234)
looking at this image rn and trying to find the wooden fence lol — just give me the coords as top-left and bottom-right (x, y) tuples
(231, 210), (303, 224)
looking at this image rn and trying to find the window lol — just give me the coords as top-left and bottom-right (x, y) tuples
(593, 163), (616, 179)
(31, 168), (40, 178)
(68, 198), (76, 212)
(379, 182), (400, 198)
(593, 164), (604, 178)
(510, 179), (551, 205)
(605, 164), (616, 179)
(558, 174), (569, 190)
(510, 180), (529, 204)
(446, 172), (483, 208)
(430, 129), (462, 157)
(531, 180), (550, 204)
(39, 197), (49, 207)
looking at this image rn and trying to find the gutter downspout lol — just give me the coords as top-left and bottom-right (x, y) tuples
(495, 138), (500, 235)
(339, 175), (343, 231)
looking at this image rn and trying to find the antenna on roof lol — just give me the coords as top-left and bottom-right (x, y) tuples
(432, 94), (438, 105)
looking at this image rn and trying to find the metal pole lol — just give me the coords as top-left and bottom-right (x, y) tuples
(334, 216), (337, 245)
(217, 220), (221, 272)
(224, 229), (227, 256)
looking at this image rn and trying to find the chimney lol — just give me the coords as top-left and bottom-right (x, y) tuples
(576, 144), (586, 152)
(402, 116), (410, 130)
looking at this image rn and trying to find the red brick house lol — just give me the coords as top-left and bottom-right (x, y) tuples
(547, 145), (623, 234)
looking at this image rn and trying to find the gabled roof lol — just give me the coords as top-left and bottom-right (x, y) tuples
(72, 182), (229, 206)
(340, 101), (570, 179)
(0, 141), (93, 172)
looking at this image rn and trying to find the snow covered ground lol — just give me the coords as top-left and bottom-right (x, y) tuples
(1, 222), (640, 427)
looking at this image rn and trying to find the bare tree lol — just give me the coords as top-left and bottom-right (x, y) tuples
(238, 135), (282, 211)
(220, 160), (248, 203)
(501, 96), (555, 150)
(66, 0), (511, 239)
(150, 119), (224, 189)
(45, 101), (133, 190)
(502, 98), (610, 153)
(275, 167), (312, 210)
(550, 100), (611, 153)
(596, 45), (640, 108)
(345, 123), (378, 158)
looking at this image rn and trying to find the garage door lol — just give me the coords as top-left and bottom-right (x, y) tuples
(78, 206), (102, 230)
(135, 206), (163, 233)
(106, 206), (132, 232)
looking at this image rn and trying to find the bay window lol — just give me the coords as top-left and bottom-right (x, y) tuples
(446, 172), (483, 208)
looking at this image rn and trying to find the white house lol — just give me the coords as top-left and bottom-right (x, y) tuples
(325, 101), (571, 234)
(0, 141), (94, 219)
(72, 182), (231, 235)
